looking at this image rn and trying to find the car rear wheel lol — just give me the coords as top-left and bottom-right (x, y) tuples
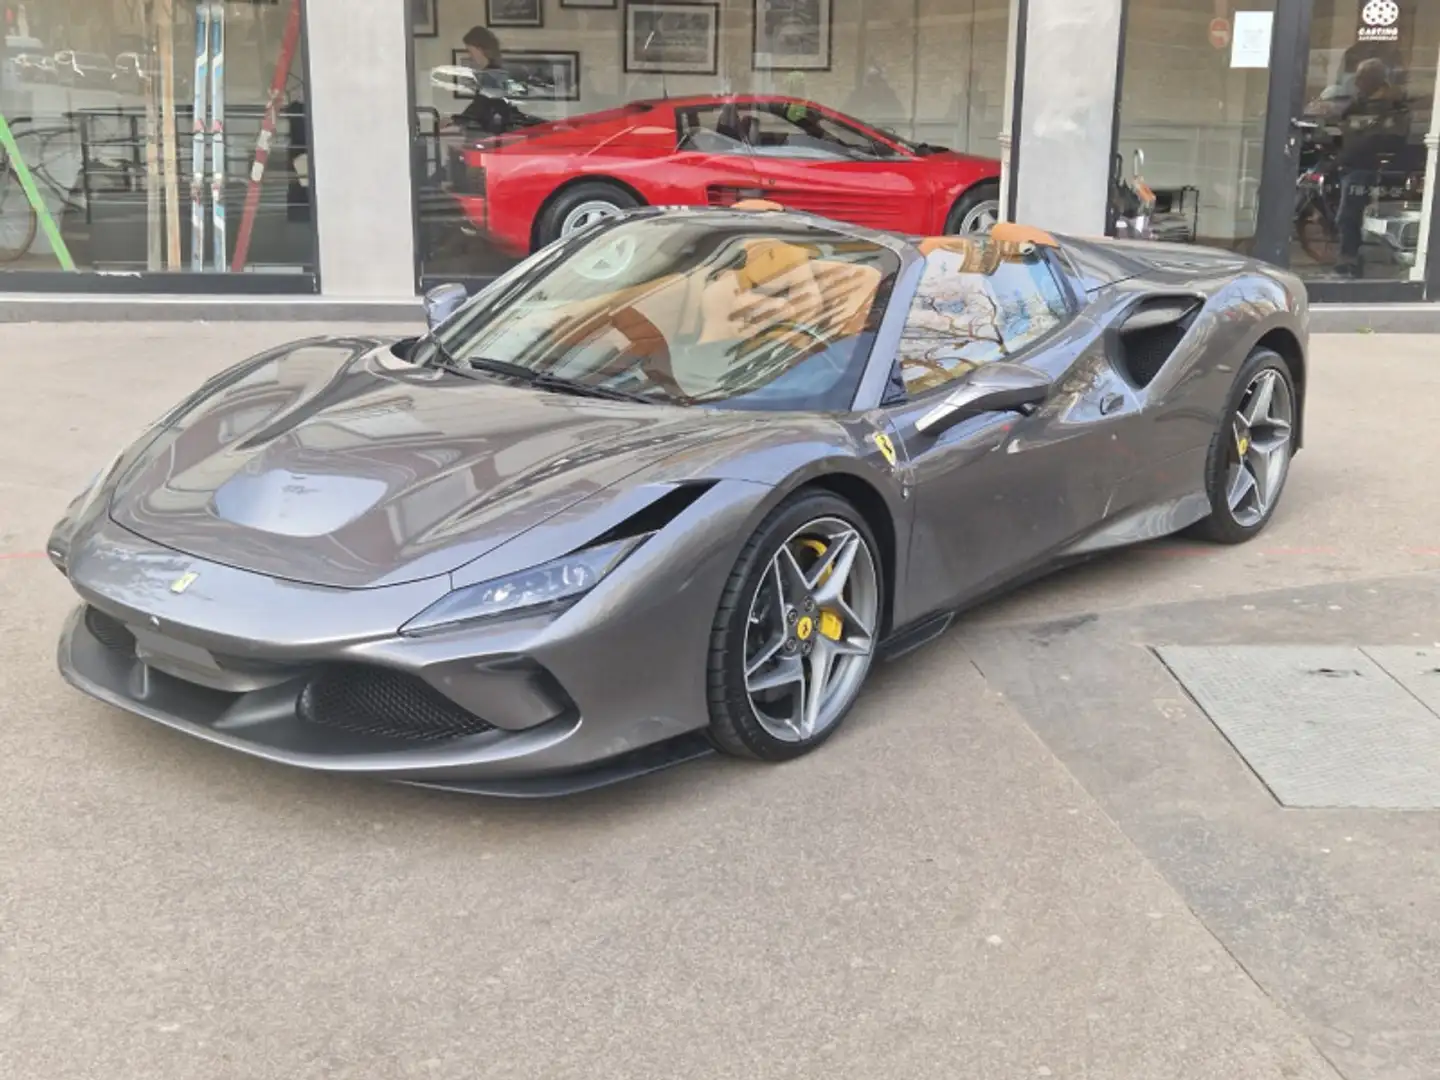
(536, 182), (641, 249)
(1187, 347), (1297, 544)
(707, 491), (883, 762)
(944, 181), (1001, 236)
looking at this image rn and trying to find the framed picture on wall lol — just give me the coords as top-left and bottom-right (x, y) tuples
(561, 0), (617, 8)
(411, 0), (438, 37)
(751, 0), (831, 71)
(502, 50), (581, 101)
(624, 1), (719, 75)
(487, 0), (545, 28)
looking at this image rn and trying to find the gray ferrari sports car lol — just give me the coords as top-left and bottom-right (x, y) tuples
(51, 204), (1308, 796)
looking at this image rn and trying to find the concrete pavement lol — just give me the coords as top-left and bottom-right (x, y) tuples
(1, 323), (1435, 1079)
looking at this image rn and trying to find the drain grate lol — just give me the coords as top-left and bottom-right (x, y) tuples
(1155, 645), (1440, 810)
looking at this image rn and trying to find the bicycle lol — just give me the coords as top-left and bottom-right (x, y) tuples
(0, 145), (40, 262)
(0, 119), (89, 265)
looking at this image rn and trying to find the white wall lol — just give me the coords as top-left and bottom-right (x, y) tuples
(308, 0), (416, 297)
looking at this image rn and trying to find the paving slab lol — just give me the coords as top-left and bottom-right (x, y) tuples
(1156, 644), (1440, 810)
(959, 571), (1440, 1080)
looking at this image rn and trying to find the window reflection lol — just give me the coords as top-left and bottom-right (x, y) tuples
(895, 238), (1069, 397)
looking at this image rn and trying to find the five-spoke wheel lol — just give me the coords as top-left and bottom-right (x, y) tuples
(709, 493), (882, 760)
(1191, 346), (1298, 544)
(1226, 366), (1294, 528)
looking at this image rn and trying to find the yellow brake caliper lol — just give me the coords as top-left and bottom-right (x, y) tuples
(797, 539), (845, 642)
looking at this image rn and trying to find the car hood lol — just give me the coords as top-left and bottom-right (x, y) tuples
(110, 336), (750, 589)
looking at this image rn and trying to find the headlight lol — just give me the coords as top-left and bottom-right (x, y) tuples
(400, 535), (648, 635)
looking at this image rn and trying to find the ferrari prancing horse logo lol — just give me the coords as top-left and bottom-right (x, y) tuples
(170, 571), (199, 594)
(872, 432), (898, 468)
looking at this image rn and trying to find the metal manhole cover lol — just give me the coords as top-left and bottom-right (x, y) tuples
(1155, 645), (1440, 809)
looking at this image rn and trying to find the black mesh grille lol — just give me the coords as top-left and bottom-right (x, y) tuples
(85, 607), (136, 654)
(298, 666), (494, 745)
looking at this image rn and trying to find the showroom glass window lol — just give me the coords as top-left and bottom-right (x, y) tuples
(0, 0), (316, 279)
(1113, 0), (1438, 287)
(408, 0), (1011, 286)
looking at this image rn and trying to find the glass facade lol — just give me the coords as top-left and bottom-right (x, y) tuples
(408, 0), (1012, 281)
(0, 0), (315, 278)
(1114, 0), (1440, 288)
(1294, 0), (1438, 282)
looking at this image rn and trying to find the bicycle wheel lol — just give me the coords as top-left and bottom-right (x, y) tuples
(0, 158), (40, 264)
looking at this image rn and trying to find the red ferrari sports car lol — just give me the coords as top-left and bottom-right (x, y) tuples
(449, 95), (1002, 258)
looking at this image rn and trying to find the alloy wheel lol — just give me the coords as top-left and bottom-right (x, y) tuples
(560, 199), (624, 237)
(742, 517), (879, 743)
(960, 199), (1000, 234)
(1226, 368), (1294, 528)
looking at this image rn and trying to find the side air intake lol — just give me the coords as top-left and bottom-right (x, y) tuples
(1115, 296), (1203, 389)
(592, 481), (716, 546)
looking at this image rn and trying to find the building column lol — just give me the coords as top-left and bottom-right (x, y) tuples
(304, 0), (416, 298)
(1012, 0), (1125, 236)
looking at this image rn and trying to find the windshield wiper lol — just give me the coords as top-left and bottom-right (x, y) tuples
(532, 372), (657, 404)
(465, 356), (657, 404)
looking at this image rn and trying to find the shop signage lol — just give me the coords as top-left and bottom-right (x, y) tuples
(1208, 17), (1231, 49)
(1359, 0), (1400, 42)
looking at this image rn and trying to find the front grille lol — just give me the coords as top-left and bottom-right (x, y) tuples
(298, 666), (494, 745)
(85, 606), (136, 654)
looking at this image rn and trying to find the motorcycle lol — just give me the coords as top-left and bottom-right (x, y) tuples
(1109, 147), (1157, 241)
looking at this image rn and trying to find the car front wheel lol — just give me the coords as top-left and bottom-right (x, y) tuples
(707, 491), (883, 761)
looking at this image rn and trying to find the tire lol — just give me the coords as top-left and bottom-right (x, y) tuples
(944, 181), (1001, 236)
(535, 181), (641, 249)
(1186, 347), (1298, 545)
(0, 161), (40, 264)
(707, 490), (885, 762)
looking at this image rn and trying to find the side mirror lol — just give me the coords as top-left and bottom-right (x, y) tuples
(423, 282), (468, 333)
(914, 362), (1052, 437)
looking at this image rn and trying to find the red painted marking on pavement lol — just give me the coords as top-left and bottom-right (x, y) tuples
(0, 551), (44, 560)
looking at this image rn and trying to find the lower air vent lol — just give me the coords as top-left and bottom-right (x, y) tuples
(85, 607), (137, 655)
(1116, 297), (1203, 389)
(298, 666), (495, 745)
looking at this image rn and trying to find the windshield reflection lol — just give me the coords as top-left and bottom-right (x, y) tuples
(428, 217), (901, 412)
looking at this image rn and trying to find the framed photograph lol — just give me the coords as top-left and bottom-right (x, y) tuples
(501, 49), (581, 101)
(752, 0), (831, 71)
(561, 0), (617, 8)
(487, 0), (545, 28)
(624, 1), (719, 75)
(410, 0), (438, 37)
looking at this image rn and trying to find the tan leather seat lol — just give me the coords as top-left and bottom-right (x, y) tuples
(989, 222), (1059, 248)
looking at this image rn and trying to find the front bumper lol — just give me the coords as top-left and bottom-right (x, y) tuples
(51, 505), (758, 795)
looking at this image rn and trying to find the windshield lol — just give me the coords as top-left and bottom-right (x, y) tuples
(421, 217), (901, 411)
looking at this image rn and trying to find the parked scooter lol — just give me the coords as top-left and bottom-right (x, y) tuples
(1109, 148), (1156, 241)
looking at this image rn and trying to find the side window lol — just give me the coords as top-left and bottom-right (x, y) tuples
(749, 103), (895, 161)
(893, 239), (1070, 398)
(676, 105), (752, 155)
